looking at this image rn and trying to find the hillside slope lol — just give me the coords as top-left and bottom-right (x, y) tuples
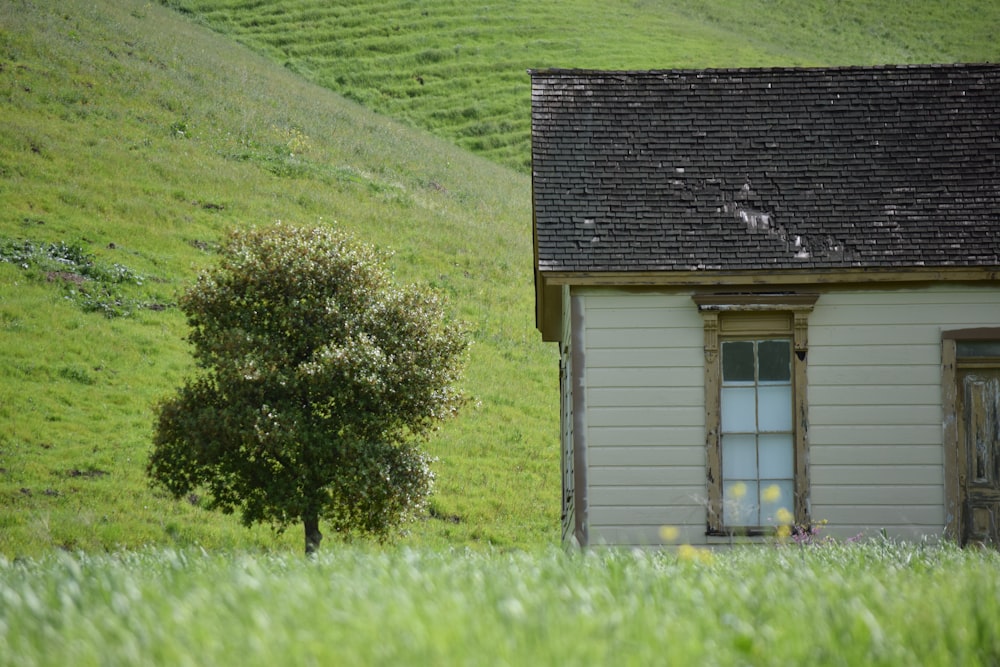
(0, 0), (552, 555)
(165, 0), (1000, 171)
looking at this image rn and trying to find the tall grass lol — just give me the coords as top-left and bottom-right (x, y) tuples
(2, 542), (999, 665)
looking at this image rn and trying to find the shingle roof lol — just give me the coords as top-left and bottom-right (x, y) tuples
(530, 65), (1000, 273)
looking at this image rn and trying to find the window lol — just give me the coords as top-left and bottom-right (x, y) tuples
(693, 294), (817, 534)
(721, 339), (794, 526)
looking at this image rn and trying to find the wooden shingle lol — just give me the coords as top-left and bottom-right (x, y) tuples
(531, 65), (1000, 274)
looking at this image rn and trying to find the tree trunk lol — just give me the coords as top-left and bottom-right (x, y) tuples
(304, 512), (322, 556)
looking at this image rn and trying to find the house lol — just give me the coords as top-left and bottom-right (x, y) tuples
(529, 64), (1000, 548)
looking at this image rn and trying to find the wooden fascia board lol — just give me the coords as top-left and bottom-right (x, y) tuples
(539, 267), (1000, 288)
(535, 267), (999, 339)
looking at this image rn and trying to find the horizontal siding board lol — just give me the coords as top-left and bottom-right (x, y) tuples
(811, 465), (943, 486)
(589, 465), (704, 487)
(809, 405), (941, 426)
(810, 504), (944, 526)
(589, 524), (708, 547)
(811, 485), (942, 506)
(587, 406), (702, 427)
(588, 445), (705, 467)
(579, 290), (694, 307)
(589, 485), (705, 506)
(588, 425), (704, 447)
(585, 307), (689, 329)
(589, 506), (706, 527)
(587, 386), (703, 408)
(586, 347), (703, 368)
(809, 325), (939, 347)
(587, 366), (703, 388)
(587, 328), (701, 348)
(807, 344), (938, 366)
(810, 444), (942, 465)
(812, 287), (1000, 309)
(810, 302), (1000, 326)
(808, 384), (939, 407)
(807, 364), (940, 387)
(809, 426), (940, 447)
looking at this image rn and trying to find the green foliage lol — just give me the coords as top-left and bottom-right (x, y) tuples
(149, 224), (468, 548)
(3, 543), (1000, 665)
(0, 237), (151, 317)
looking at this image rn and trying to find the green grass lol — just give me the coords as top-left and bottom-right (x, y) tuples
(0, 0), (552, 556)
(162, 0), (1000, 171)
(3, 541), (999, 665)
(2, 6), (1000, 662)
(2, 0), (1000, 559)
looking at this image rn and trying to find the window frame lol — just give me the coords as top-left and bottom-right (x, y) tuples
(693, 293), (818, 535)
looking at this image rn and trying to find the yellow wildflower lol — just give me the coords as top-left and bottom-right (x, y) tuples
(775, 507), (794, 525)
(762, 484), (782, 503)
(677, 544), (714, 565)
(659, 525), (680, 543)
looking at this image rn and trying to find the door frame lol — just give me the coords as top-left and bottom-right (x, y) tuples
(942, 328), (1000, 544)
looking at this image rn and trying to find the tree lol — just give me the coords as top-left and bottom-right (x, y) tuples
(148, 223), (468, 554)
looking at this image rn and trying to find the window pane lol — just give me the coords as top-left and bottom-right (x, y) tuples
(723, 480), (758, 526)
(760, 480), (794, 526)
(722, 341), (755, 382)
(721, 387), (756, 432)
(758, 340), (791, 382)
(722, 434), (757, 479)
(757, 384), (792, 432)
(957, 341), (1000, 358)
(758, 434), (794, 478)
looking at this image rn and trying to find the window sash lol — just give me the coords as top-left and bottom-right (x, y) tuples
(694, 294), (816, 535)
(720, 339), (794, 527)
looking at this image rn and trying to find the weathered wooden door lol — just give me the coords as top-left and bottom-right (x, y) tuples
(959, 370), (1000, 546)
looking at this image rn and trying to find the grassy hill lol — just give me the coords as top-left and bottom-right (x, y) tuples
(163, 0), (1000, 171)
(1, 0), (998, 558)
(0, 0), (550, 555)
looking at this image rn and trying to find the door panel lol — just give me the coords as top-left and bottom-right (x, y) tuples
(960, 371), (1000, 545)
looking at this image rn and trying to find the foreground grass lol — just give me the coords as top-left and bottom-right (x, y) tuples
(3, 542), (999, 666)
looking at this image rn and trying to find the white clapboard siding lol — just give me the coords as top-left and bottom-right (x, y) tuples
(809, 384), (938, 406)
(814, 465), (942, 485)
(811, 485), (942, 506)
(587, 445), (704, 467)
(590, 523), (707, 548)
(815, 505), (945, 527)
(577, 289), (706, 544)
(590, 506), (706, 527)
(589, 485), (706, 507)
(809, 443), (942, 465)
(573, 283), (1000, 548)
(807, 285), (1000, 537)
(588, 425), (705, 447)
(588, 386), (704, 408)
